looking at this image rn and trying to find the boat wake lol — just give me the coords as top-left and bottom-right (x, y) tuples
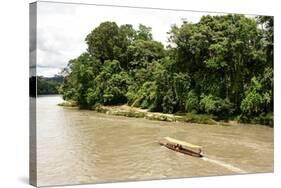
(201, 156), (247, 173)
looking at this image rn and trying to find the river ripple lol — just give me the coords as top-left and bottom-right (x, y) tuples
(36, 96), (273, 187)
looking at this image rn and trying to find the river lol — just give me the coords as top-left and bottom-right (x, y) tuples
(36, 95), (273, 187)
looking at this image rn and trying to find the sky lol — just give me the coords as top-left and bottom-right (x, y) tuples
(35, 1), (226, 77)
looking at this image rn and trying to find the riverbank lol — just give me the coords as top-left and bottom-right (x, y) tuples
(96, 104), (223, 125)
(59, 102), (250, 126)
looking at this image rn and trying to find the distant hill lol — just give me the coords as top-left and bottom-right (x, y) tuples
(37, 75), (63, 95)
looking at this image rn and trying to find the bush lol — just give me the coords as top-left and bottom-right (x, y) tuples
(161, 89), (177, 113)
(240, 90), (263, 115)
(199, 94), (234, 116)
(241, 76), (272, 116)
(183, 113), (217, 125)
(185, 90), (199, 113)
(237, 113), (273, 127)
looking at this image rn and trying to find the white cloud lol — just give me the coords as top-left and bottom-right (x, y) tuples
(37, 67), (62, 77)
(36, 1), (224, 77)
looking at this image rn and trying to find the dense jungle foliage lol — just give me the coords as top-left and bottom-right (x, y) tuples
(59, 14), (273, 126)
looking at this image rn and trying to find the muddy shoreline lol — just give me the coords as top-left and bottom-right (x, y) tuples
(58, 101), (269, 127)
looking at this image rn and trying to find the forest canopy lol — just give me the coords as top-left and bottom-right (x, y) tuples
(59, 14), (273, 126)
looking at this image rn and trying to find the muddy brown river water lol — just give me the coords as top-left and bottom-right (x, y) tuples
(36, 96), (273, 187)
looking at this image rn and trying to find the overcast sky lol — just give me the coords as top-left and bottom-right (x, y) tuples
(36, 1), (225, 77)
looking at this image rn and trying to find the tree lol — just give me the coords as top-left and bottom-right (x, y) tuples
(86, 60), (129, 105)
(241, 67), (273, 116)
(135, 24), (153, 41)
(85, 22), (138, 68)
(127, 39), (165, 68)
(59, 53), (101, 105)
(168, 14), (268, 113)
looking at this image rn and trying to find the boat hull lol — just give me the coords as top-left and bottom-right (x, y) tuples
(159, 141), (203, 158)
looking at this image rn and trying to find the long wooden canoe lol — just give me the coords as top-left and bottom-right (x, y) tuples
(159, 137), (203, 157)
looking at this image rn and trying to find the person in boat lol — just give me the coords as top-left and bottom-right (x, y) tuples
(175, 144), (183, 150)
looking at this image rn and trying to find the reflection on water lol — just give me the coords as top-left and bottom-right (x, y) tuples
(36, 96), (273, 187)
